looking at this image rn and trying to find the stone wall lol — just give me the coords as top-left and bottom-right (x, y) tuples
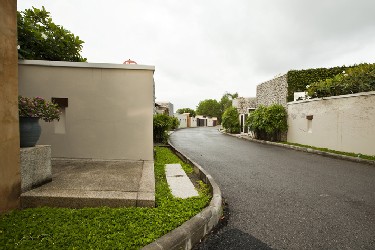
(233, 97), (257, 114)
(256, 74), (288, 108)
(0, 0), (21, 212)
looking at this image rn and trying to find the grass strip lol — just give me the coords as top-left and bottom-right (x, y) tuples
(280, 142), (375, 161)
(0, 147), (211, 249)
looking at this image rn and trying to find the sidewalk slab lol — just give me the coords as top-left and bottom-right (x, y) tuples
(21, 159), (155, 209)
(166, 164), (198, 199)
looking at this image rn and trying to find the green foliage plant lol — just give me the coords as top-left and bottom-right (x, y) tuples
(17, 6), (86, 62)
(19, 96), (61, 122)
(176, 108), (196, 117)
(153, 114), (179, 143)
(170, 116), (180, 130)
(221, 106), (240, 134)
(246, 104), (288, 141)
(220, 92), (238, 115)
(306, 63), (375, 98)
(0, 147), (211, 249)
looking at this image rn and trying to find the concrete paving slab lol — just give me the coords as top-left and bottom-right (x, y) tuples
(166, 164), (198, 199)
(21, 159), (155, 208)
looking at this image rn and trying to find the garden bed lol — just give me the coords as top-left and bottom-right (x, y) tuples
(0, 147), (211, 249)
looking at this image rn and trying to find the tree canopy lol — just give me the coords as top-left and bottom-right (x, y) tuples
(220, 92), (238, 114)
(176, 108), (196, 117)
(17, 6), (86, 62)
(196, 99), (221, 118)
(196, 92), (239, 123)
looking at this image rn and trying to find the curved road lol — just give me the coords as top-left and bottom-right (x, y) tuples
(170, 127), (375, 250)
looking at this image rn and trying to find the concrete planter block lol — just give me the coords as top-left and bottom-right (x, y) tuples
(20, 145), (52, 193)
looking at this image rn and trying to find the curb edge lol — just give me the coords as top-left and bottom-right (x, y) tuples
(142, 143), (223, 250)
(220, 130), (375, 166)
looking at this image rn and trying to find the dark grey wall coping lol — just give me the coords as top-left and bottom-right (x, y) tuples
(142, 144), (223, 250)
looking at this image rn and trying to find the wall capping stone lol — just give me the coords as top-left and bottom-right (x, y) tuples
(19, 59), (155, 71)
(288, 90), (375, 105)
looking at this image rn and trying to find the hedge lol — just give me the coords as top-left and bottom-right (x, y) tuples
(287, 66), (349, 102)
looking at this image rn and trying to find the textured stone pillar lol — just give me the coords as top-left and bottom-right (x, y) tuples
(0, 0), (21, 212)
(20, 146), (52, 193)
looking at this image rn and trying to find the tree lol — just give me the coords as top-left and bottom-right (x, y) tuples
(17, 6), (86, 62)
(220, 92), (239, 114)
(176, 108), (196, 117)
(222, 106), (240, 134)
(196, 99), (221, 119)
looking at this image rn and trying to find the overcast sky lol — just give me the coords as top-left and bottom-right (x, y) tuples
(18, 0), (375, 111)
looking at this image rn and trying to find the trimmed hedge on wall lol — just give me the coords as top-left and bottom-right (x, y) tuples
(306, 63), (375, 98)
(287, 66), (349, 102)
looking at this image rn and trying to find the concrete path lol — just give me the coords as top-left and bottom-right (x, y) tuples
(166, 164), (199, 199)
(21, 159), (155, 208)
(170, 127), (375, 249)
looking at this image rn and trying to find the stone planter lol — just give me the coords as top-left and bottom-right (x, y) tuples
(20, 145), (52, 193)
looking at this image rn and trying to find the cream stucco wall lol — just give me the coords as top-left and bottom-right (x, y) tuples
(19, 60), (155, 161)
(287, 91), (375, 156)
(190, 117), (197, 128)
(174, 113), (188, 128)
(0, 0), (21, 212)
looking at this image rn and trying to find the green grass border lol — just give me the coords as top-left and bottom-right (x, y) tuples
(280, 142), (375, 161)
(0, 147), (211, 249)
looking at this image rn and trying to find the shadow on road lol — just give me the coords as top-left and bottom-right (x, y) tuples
(193, 199), (274, 250)
(195, 228), (274, 250)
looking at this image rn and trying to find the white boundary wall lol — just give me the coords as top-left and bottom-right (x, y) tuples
(19, 60), (155, 161)
(174, 113), (188, 128)
(287, 91), (375, 156)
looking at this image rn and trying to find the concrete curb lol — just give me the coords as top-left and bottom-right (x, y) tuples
(220, 130), (375, 166)
(142, 144), (223, 250)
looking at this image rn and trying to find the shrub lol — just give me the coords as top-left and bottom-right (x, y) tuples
(153, 114), (179, 143)
(170, 116), (180, 130)
(306, 63), (375, 98)
(246, 104), (287, 141)
(221, 106), (240, 134)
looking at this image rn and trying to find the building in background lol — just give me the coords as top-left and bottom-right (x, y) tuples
(232, 97), (257, 133)
(155, 102), (174, 116)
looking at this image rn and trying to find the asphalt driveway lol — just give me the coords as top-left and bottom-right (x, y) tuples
(170, 127), (375, 250)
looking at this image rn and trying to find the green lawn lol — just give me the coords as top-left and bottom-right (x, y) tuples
(0, 147), (211, 249)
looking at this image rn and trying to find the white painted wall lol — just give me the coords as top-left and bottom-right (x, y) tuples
(19, 60), (155, 161)
(207, 117), (217, 127)
(174, 113), (188, 128)
(287, 91), (375, 156)
(190, 117), (197, 127)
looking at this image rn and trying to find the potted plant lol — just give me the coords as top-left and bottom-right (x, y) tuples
(19, 96), (61, 147)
